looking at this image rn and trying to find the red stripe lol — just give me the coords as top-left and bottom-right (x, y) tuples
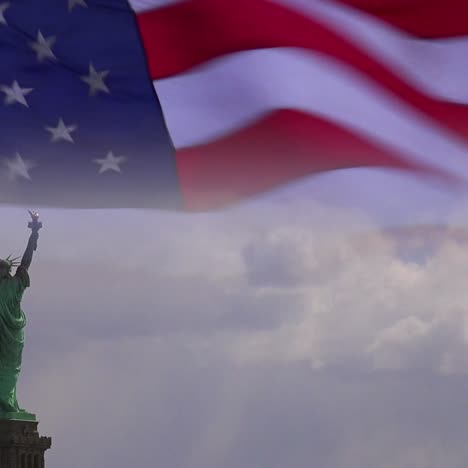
(136, 0), (468, 142)
(336, 0), (468, 38)
(175, 110), (459, 210)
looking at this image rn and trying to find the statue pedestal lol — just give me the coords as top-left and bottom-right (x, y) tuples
(0, 412), (36, 422)
(0, 419), (51, 468)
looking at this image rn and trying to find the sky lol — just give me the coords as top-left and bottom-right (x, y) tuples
(2, 170), (468, 468)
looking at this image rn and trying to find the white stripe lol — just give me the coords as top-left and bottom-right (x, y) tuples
(154, 48), (468, 180)
(241, 167), (464, 228)
(130, 0), (468, 105)
(280, 0), (468, 104)
(128, 0), (181, 11)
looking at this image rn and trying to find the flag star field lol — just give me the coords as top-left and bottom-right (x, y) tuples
(0, 0), (180, 209)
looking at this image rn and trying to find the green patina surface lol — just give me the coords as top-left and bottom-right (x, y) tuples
(0, 266), (34, 421)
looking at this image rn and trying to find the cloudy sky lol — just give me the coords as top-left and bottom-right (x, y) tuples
(2, 169), (468, 468)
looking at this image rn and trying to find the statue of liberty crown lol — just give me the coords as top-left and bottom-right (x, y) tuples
(0, 255), (21, 271)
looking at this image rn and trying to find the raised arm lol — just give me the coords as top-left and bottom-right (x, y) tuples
(20, 230), (39, 271)
(20, 211), (42, 272)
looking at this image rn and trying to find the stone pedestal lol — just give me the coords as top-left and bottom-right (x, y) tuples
(0, 420), (51, 468)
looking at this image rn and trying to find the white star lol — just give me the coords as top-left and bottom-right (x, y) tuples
(93, 151), (127, 174)
(81, 63), (110, 96)
(0, 2), (10, 25)
(1, 81), (33, 107)
(3, 153), (36, 181)
(45, 118), (77, 143)
(30, 30), (56, 62)
(68, 0), (87, 12)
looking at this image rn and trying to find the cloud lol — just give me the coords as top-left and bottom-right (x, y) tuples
(23, 336), (468, 468)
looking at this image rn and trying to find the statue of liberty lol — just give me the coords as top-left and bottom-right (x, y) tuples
(0, 211), (42, 421)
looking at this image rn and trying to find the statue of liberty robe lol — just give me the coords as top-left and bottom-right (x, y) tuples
(0, 265), (34, 420)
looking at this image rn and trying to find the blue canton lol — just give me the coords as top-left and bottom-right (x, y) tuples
(0, 0), (181, 209)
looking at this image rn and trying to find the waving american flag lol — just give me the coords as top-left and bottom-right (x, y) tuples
(1, 0), (467, 210)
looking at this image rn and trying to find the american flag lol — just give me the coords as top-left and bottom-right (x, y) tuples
(1, 0), (468, 210)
